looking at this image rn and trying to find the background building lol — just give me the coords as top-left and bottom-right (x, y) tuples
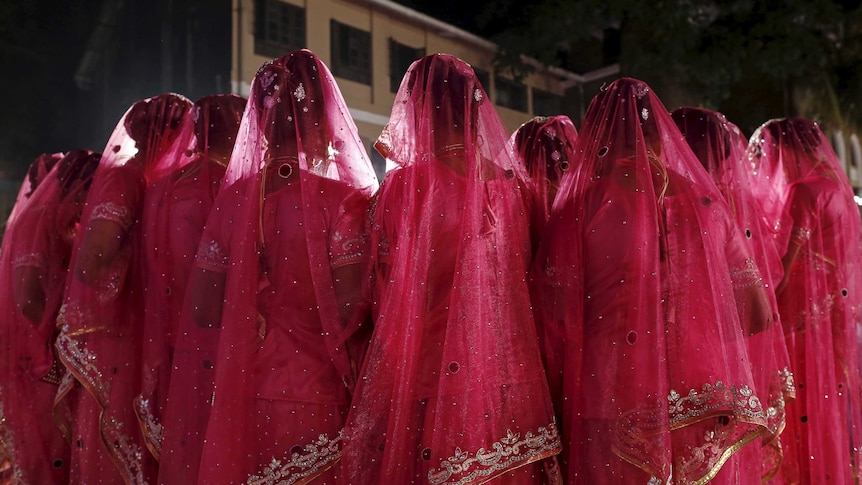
(231, 0), (617, 178)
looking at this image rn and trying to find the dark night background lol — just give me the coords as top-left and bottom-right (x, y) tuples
(2, 0), (861, 184)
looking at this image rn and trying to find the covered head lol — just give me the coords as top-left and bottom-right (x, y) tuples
(748, 117), (852, 235)
(121, 93), (194, 177)
(221, 49), (376, 190)
(376, 53), (524, 179)
(5, 152), (65, 227)
(25, 152), (64, 197)
(192, 94), (247, 165)
(671, 107), (744, 184)
(512, 115), (578, 218)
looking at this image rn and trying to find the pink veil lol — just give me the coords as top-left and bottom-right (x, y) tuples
(342, 53), (562, 484)
(535, 78), (770, 483)
(672, 107), (795, 480)
(0, 149), (99, 482)
(55, 93), (194, 483)
(5, 152), (64, 227)
(151, 94), (246, 482)
(193, 50), (377, 484)
(136, 93), (246, 462)
(748, 118), (862, 483)
(511, 115), (579, 223)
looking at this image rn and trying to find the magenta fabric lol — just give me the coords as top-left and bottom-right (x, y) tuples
(748, 117), (862, 483)
(190, 50), (377, 484)
(0, 149), (99, 483)
(135, 93), (247, 468)
(511, 115), (579, 224)
(55, 93), (194, 484)
(672, 107), (795, 480)
(342, 54), (562, 485)
(5, 152), (64, 226)
(534, 79), (771, 484)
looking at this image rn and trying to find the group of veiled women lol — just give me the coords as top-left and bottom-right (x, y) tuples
(0, 48), (859, 485)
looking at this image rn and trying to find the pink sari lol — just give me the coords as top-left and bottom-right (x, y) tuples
(55, 94), (194, 484)
(135, 94), (246, 467)
(748, 118), (862, 484)
(672, 107), (795, 480)
(0, 149), (99, 483)
(535, 79), (770, 484)
(343, 54), (562, 485)
(191, 50), (377, 484)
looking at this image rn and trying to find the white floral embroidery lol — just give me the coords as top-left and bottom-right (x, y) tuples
(635, 84), (650, 99)
(473, 88), (483, 102)
(729, 257), (763, 289)
(427, 423), (561, 485)
(294, 82), (306, 102)
(91, 202), (134, 230)
(248, 430), (343, 485)
(11, 252), (45, 269)
(134, 396), (163, 456)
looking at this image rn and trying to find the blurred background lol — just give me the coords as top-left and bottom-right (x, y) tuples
(2, 0), (861, 217)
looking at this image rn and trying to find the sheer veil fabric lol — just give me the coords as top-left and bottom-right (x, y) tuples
(748, 118), (862, 483)
(535, 78), (771, 484)
(55, 93), (194, 484)
(192, 50), (377, 484)
(4, 152), (64, 228)
(0, 149), (99, 483)
(135, 93), (246, 466)
(342, 53), (562, 485)
(672, 107), (795, 481)
(153, 94), (247, 483)
(511, 115), (579, 225)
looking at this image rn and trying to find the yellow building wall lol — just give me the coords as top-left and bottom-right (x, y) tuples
(232, 0), (569, 143)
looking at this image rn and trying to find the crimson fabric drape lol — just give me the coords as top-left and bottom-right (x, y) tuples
(0, 149), (99, 483)
(748, 118), (862, 484)
(193, 50), (377, 484)
(672, 107), (795, 481)
(134, 93), (246, 469)
(535, 78), (770, 484)
(342, 54), (562, 485)
(55, 93), (194, 484)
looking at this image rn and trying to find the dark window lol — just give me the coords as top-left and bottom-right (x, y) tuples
(495, 76), (527, 112)
(473, 67), (491, 94)
(331, 20), (372, 85)
(254, 0), (306, 58)
(533, 88), (563, 116)
(389, 39), (425, 92)
(365, 137), (388, 182)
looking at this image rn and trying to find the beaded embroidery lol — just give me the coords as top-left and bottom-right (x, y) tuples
(11, 252), (45, 269)
(91, 202), (134, 231)
(248, 430), (343, 485)
(196, 239), (229, 270)
(427, 422), (561, 485)
(729, 257), (763, 289)
(134, 396), (163, 456)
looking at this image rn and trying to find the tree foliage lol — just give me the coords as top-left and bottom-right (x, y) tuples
(477, 0), (862, 132)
